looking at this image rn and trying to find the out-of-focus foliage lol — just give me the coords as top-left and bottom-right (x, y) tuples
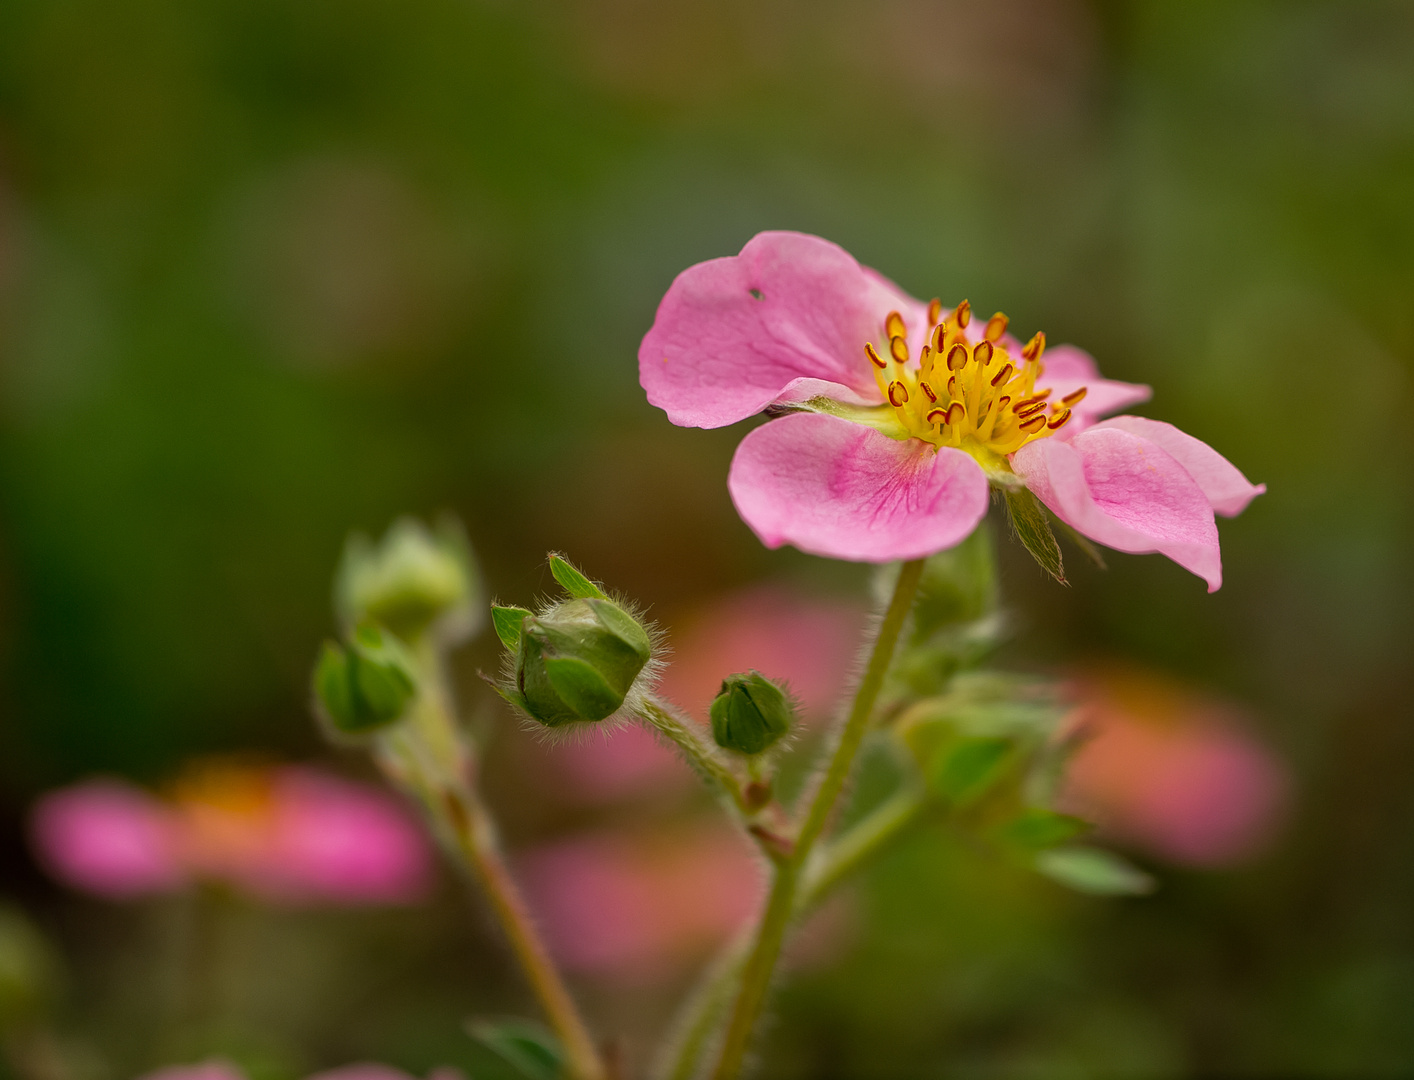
(0, 0), (1412, 1076)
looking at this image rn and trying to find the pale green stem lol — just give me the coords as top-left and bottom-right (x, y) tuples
(377, 645), (606, 1080)
(708, 559), (926, 1080)
(656, 784), (929, 1080)
(637, 695), (747, 811)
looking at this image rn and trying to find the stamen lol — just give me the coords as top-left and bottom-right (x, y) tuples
(947, 343), (969, 371)
(943, 402), (966, 426)
(885, 311), (906, 339)
(1022, 331), (1046, 362)
(984, 312), (1008, 342)
(889, 336), (909, 364)
(1061, 386), (1088, 406)
(920, 381), (937, 403)
(996, 395), (1011, 413)
(919, 345), (931, 367)
(1019, 414), (1047, 433)
(1016, 401), (1048, 420)
(1013, 391), (1052, 412)
(973, 340), (994, 366)
(1047, 408), (1072, 430)
(947, 376), (958, 398)
(927, 298), (942, 325)
(990, 362), (1014, 387)
(926, 407), (947, 425)
(888, 381), (909, 407)
(933, 325), (947, 353)
(864, 342), (887, 369)
(954, 300), (971, 328)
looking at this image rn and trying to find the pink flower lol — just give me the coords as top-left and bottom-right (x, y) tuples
(1060, 669), (1290, 866)
(30, 779), (188, 899)
(639, 231), (1264, 587)
(31, 764), (433, 905)
(518, 824), (764, 984)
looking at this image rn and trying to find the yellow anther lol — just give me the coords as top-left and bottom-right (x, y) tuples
(1047, 408), (1072, 430)
(984, 312), (1008, 342)
(926, 407), (947, 424)
(943, 402), (966, 426)
(865, 342), (887, 369)
(990, 362), (1013, 387)
(1019, 414), (1047, 433)
(920, 381), (937, 403)
(954, 300), (971, 328)
(889, 336), (909, 364)
(1022, 331), (1046, 362)
(888, 381), (909, 407)
(933, 324), (947, 353)
(1062, 386), (1088, 406)
(947, 343), (969, 371)
(1013, 391), (1051, 412)
(1016, 402), (1048, 421)
(927, 298), (942, 325)
(973, 340), (994, 366)
(885, 311), (906, 339)
(996, 395), (1011, 413)
(947, 376), (958, 398)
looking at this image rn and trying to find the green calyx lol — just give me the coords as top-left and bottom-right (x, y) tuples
(514, 597), (651, 726)
(710, 671), (793, 756)
(336, 516), (480, 641)
(314, 624), (418, 734)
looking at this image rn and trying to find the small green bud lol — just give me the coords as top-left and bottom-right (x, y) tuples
(710, 671), (793, 756)
(516, 598), (651, 726)
(336, 516), (479, 641)
(314, 624), (418, 734)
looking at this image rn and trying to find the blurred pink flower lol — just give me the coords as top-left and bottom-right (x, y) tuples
(1061, 669), (1289, 866)
(518, 824), (764, 985)
(137, 1063), (247, 1080)
(30, 779), (188, 899)
(536, 586), (864, 804)
(139, 1063), (456, 1080)
(31, 763), (432, 905)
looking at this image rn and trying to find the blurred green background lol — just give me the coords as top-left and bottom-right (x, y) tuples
(1, 0), (1412, 1075)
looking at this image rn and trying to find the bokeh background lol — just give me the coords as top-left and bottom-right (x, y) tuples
(1, 0), (1412, 1076)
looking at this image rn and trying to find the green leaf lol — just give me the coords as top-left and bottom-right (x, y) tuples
(929, 736), (1014, 806)
(1004, 487), (1066, 585)
(548, 554), (606, 599)
(467, 1017), (564, 1080)
(491, 605), (532, 651)
(995, 807), (1090, 850)
(1035, 846), (1155, 896)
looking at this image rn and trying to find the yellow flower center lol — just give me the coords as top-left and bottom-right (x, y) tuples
(864, 299), (1086, 468)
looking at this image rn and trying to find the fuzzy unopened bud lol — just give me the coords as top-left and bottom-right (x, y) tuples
(710, 671), (793, 756)
(513, 598), (651, 726)
(336, 516), (479, 641)
(314, 624), (418, 734)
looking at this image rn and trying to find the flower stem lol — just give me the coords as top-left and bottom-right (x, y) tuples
(657, 783), (927, 1080)
(708, 558), (926, 1080)
(637, 695), (746, 810)
(379, 647), (606, 1080)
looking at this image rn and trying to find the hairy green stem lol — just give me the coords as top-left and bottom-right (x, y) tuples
(637, 695), (747, 811)
(379, 648), (606, 1080)
(708, 559), (926, 1080)
(657, 784), (928, 1080)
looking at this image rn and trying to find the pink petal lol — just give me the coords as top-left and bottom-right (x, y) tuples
(639, 232), (928, 428)
(30, 780), (188, 899)
(1092, 416), (1265, 517)
(1036, 345), (1152, 430)
(728, 413), (990, 562)
(1012, 427), (1223, 591)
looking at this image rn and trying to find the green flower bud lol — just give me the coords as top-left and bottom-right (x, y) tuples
(710, 671), (793, 756)
(314, 624), (418, 734)
(336, 516), (479, 641)
(515, 598), (651, 726)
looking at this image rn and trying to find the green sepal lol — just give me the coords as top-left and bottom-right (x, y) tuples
(491, 605), (532, 651)
(1035, 846), (1155, 896)
(548, 554), (605, 599)
(515, 597), (651, 726)
(314, 642), (357, 729)
(1005, 486), (1066, 585)
(466, 1017), (564, 1080)
(313, 624), (418, 734)
(710, 671), (793, 756)
(994, 807), (1091, 851)
(928, 735), (1015, 806)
